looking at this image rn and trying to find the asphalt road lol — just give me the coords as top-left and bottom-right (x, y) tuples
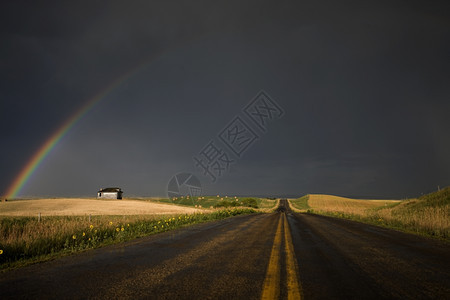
(1, 200), (449, 299)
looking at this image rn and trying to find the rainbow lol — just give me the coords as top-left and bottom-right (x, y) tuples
(4, 35), (204, 199)
(4, 63), (146, 199)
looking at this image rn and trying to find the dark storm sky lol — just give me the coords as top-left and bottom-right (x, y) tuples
(1, 0), (449, 198)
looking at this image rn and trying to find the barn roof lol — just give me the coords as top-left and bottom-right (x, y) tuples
(98, 187), (122, 193)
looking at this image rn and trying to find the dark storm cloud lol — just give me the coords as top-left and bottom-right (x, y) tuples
(1, 0), (449, 198)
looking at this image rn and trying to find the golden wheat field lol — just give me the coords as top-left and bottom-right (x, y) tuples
(375, 201), (449, 234)
(0, 198), (201, 216)
(308, 194), (399, 215)
(306, 191), (449, 239)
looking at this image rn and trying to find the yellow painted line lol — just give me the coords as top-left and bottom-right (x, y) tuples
(261, 213), (302, 300)
(283, 213), (302, 300)
(261, 213), (283, 300)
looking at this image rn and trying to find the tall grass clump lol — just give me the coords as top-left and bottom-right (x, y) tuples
(0, 208), (256, 270)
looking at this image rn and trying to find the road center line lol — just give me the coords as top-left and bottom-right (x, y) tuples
(261, 213), (302, 300)
(261, 213), (283, 300)
(283, 213), (302, 300)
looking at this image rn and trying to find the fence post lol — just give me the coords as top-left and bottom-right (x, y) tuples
(38, 212), (41, 222)
(89, 214), (91, 222)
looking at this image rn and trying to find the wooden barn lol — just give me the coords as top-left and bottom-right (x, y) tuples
(97, 187), (123, 199)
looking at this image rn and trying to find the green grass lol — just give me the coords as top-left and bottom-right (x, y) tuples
(215, 198), (258, 208)
(289, 195), (310, 210)
(138, 196), (278, 210)
(0, 208), (257, 271)
(256, 198), (279, 209)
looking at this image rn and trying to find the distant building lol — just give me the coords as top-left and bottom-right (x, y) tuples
(97, 187), (123, 199)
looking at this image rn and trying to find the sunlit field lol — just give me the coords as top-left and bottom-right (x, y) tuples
(0, 208), (257, 271)
(0, 196), (275, 271)
(0, 198), (201, 216)
(308, 194), (398, 215)
(0, 195), (278, 270)
(290, 188), (449, 240)
(141, 196), (278, 210)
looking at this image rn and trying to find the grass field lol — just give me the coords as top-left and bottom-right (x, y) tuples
(140, 196), (278, 210)
(288, 194), (395, 214)
(308, 194), (399, 215)
(372, 188), (449, 239)
(293, 188), (449, 241)
(0, 196), (267, 271)
(289, 195), (310, 211)
(0, 207), (257, 271)
(0, 198), (201, 216)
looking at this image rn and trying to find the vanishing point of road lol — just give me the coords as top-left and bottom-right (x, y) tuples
(1, 200), (449, 299)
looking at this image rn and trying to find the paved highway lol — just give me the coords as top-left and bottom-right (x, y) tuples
(1, 200), (449, 299)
